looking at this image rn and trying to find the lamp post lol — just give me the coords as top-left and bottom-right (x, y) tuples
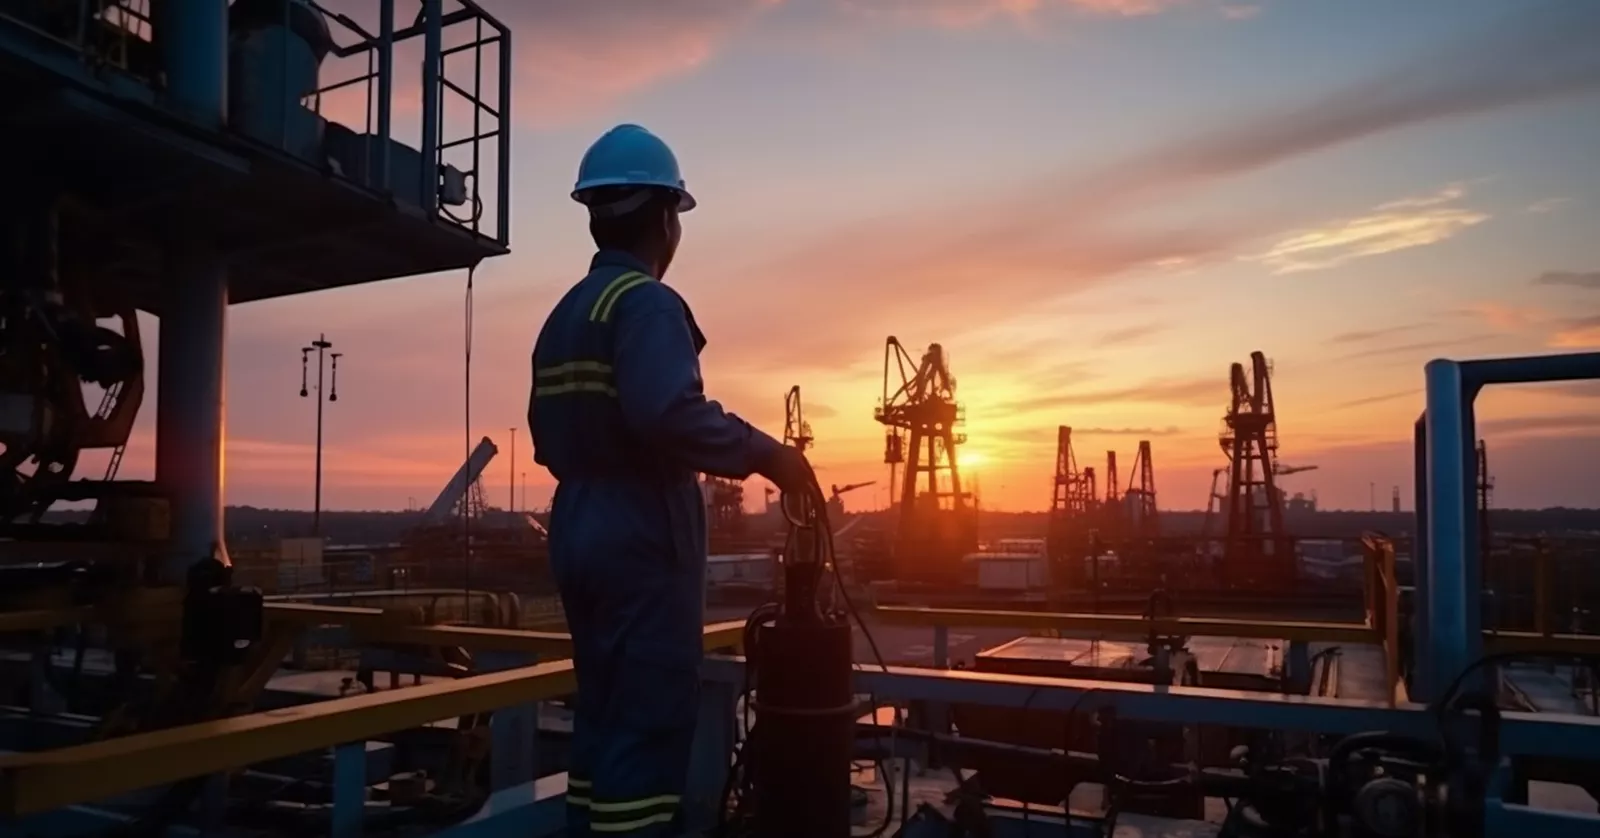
(509, 427), (517, 512)
(299, 335), (339, 536)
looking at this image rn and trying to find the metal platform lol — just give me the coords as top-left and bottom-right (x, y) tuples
(0, 0), (510, 309)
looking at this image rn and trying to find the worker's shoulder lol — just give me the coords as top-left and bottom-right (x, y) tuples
(597, 272), (688, 324)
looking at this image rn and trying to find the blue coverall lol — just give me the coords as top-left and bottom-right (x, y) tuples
(528, 249), (783, 836)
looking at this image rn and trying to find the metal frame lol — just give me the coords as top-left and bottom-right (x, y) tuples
(306, 0), (512, 245)
(1413, 352), (1600, 700)
(9, 651), (1594, 836)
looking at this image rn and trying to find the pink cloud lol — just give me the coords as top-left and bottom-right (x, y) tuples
(310, 0), (779, 130)
(671, 5), (1600, 371)
(836, 0), (1176, 27)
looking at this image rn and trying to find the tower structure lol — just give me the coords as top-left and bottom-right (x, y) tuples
(1102, 450), (1122, 537)
(874, 337), (975, 582)
(1126, 440), (1159, 538)
(1219, 351), (1293, 589)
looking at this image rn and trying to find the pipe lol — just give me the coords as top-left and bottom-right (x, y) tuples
(156, 0), (229, 127)
(496, 21), (511, 245)
(376, 0), (394, 190)
(156, 248), (231, 583)
(419, 0), (442, 216)
(1423, 360), (1472, 701)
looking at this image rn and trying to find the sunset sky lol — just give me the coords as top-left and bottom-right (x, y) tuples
(103, 0), (1600, 513)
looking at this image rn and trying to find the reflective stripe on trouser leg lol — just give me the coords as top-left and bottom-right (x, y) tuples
(567, 775), (592, 835)
(556, 577), (602, 837)
(590, 795), (682, 834)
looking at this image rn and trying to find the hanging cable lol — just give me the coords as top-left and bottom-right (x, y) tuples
(462, 265), (475, 612)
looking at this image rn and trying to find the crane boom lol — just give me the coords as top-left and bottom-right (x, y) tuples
(425, 436), (499, 522)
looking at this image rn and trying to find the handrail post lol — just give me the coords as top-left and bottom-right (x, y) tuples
(418, 0), (443, 217)
(332, 741), (367, 838)
(1421, 360), (1476, 702)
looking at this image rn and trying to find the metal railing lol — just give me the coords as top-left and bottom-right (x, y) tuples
(302, 0), (510, 244)
(1413, 352), (1600, 700)
(4, 614), (1600, 837)
(0, 0), (512, 246)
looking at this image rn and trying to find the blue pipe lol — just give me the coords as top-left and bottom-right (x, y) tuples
(157, 0), (228, 127)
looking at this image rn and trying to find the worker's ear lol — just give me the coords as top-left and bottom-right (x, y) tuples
(662, 206), (682, 252)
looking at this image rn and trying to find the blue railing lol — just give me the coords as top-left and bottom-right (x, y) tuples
(1413, 352), (1600, 700)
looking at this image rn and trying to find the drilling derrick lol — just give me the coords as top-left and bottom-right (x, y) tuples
(1048, 427), (1099, 584)
(874, 337), (975, 583)
(1218, 351), (1294, 590)
(1102, 450), (1123, 537)
(1126, 440), (1159, 538)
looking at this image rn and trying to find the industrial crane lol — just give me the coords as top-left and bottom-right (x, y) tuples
(830, 481), (875, 501)
(874, 336), (976, 582)
(1219, 350), (1295, 589)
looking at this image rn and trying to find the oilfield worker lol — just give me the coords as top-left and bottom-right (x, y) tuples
(527, 123), (817, 836)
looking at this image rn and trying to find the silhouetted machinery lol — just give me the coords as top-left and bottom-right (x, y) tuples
(784, 384), (814, 452)
(1220, 351), (1297, 591)
(0, 0), (511, 767)
(874, 337), (977, 584)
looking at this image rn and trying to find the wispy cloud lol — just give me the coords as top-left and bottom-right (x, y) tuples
(1481, 413), (1600, 436)
(1076, 425), (1185, 436)
(1219, 3), (1260, 20)
(1534, 270), (1600, 290)
(1002, 376), (1220, 413)
(1326, 324), (1424, 345)
(1245, 185), (1488, 274)
(318, 0), (781, 128)
(1552, 381), (1600, 399)
(836, 0), (1180, 28)
(1333, 389), (1420, 410)
(989, 425), (1186, 443)
(1524, 197), (1574, 214)
(1333, 336), (1491, 363)
(1459, 301), (1549, 331)
(1548, 315), (1600, 349)
(1095, 323), (1170, 346)
(695, 2), (1600, 369)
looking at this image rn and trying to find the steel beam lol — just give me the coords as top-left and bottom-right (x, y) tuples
(874, 605), (1379, 644)
(0, 659), (577, 815)
(0, 621), (743, 815)
(703, 657), (1600, 762)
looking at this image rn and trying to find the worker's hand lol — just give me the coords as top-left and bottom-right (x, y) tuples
(759, 444), (819, 499)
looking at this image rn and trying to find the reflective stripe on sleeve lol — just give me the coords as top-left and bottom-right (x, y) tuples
(534, 360), (616, 398)
(589, 270), (655, 323)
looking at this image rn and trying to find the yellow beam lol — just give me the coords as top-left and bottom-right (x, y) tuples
(873, 606), (1380, 645)
(0, 661), (576, 815)
(0, 608), (93, 633)
(352, 619), (747, 659)
(1484, 632), (1600, 656)
(263, 602), (398, 627)
(0, 621), (746, 816)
